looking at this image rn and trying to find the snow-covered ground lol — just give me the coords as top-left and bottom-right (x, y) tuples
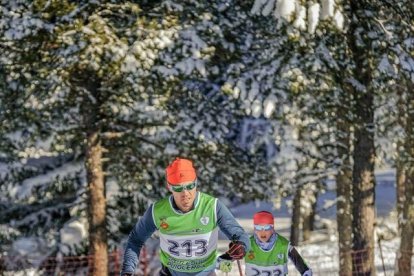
(229, 169), (396, 220)
(3, 215), (403, 276)
(3, 169), (410, 275)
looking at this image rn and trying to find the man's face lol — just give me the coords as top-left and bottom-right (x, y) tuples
(170, 181), (197, 213)
(254, 224), (274, 243)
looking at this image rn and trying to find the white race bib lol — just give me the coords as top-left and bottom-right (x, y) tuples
(246, 263), (287, 276)
(159, 228), (218, 260)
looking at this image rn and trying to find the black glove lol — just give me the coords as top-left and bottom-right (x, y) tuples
(218, 251), (232, 260)
(226, 241), (246, 260)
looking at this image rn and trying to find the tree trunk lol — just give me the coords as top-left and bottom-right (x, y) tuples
(290, 186), (302, 246)
(396, 87), (407, 232)
(346, 1), (377, 274)
(396, 147), (406, 232)
(396, 173), (414, 276)
(303, 183), (317, 242)
(351, 90), (376, 276)
(336, 99), (353, 276)
(396, 168), (414, 275)
(73, 69), (108, 276)
(396, 82), (414, 276)
(86, 130), (108, 276)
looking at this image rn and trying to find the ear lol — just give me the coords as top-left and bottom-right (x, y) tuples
(167, 184), (172, 192)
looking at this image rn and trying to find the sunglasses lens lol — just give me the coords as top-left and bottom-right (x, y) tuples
(186, 182), (196, 190)
(254, 225), (273, 231)
(170, 181), (197, 192)
(170, 185), (184, 192)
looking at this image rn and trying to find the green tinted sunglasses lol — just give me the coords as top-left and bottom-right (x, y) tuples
(169, 180), (197, 192)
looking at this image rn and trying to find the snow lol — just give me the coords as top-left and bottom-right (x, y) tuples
(293, 4), (306, 31)
(12, 238), (41, 256)
(251, 0), (267, 15)
(236, 80), (247, 100)
(121, 54), (140, 73)
(251, 99), (262, 118)
(263, 95), (276, 118)
(162, 1), (184, 12)
(12, 162), (84, 200)
(308, 3), (320, 34)
(18, 146), (58, 159)
(6, 237), (51, 269)
(59, 218), (88, 254)
(236, 118), (279, 162)
(195, 59), (207, 77)
(164, 143), (179, 155)
(316, 43), (339, 70)
(231, 168), (396, 219)
(274, 0), (296, 21)
(321, 0), (335, 20)
(262, 0), (276, 16)
(347, 77), (366, 92)
(176, 58), (196, 75)
(182, 29), (207, 49)
(334, 10), (344, 30)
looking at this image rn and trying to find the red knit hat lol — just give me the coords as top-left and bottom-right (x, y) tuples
(166, 158), (197, 185)
(253, 211), (274, 225)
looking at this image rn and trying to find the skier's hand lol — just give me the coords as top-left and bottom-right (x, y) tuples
(227, 241), (246, 260)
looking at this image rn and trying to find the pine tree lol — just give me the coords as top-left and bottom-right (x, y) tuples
(238, 0), (409, 274)
(0, 2), (280, 273)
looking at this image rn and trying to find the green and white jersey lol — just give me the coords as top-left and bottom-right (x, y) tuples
(245, 234), (289, 276)
(152, 192), (218, 273)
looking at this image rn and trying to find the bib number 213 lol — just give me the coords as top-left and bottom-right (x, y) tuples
(167, 239), (208, 257)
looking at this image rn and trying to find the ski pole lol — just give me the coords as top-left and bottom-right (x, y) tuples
(236, 259), (243, 276)
(230, 234), (244, 276)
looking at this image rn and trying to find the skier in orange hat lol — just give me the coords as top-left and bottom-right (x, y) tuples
(121, 158), (250, 276)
